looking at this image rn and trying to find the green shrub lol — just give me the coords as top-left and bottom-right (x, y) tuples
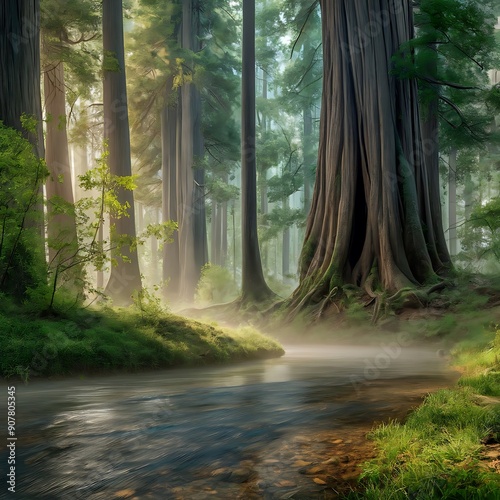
(195, 264), (238, 305)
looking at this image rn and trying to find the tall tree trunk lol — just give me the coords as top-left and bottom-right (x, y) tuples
(221, 196), (228, 267)
(303, 104), (313, 214)
(175, 0), (208, 301)
(448, 148), (457, 257)
(210, 198), (219, 265)
(260, 66), (269, 273)
(161, 92), (181, 298)
(419, 43), (450, 269)
(150, 208), (159, 281)
(289, 0), (450, 315)
(463, 172), (474, 221)
(232, 201), (237, 280)
(43, 59), (80, 287)
(102, 0), (142, 304)
(241, 0), (273, 302)
(72, 144), (88, 202)
(282, 197), (290, 278)
(97, 222), (104, 289)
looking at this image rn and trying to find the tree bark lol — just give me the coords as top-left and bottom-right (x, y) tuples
(289, 0), (451, 314)
(102, 0), (142, 304)
(241, 0), (273, 302)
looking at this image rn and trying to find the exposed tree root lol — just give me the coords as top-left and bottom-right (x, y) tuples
(283, 278), (455, 326)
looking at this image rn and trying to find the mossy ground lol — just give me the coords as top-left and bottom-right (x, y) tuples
(0, 302), (284, 381)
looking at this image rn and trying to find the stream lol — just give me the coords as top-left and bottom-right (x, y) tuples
(0, 345), (456, 499)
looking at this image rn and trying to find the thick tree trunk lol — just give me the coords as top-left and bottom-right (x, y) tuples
(241, 0), (273, 302)
(290, 0), (451, 314)
(0, 0), (44, 157)
(44, 60), (80, 284)
(102, 0), (142, 304)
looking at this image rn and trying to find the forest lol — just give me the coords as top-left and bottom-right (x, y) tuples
(3, 0), (500, 498)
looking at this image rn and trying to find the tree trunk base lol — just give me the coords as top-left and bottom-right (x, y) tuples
(283, 280), (453, 326)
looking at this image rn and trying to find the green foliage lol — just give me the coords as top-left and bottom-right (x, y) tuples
(466, 197), (500, 263)
(0, 121), (48, 299)
(394, 0), (500, 169)
(260, 206), (304, 243)
(41, 0), (101, 101)
(195, 264), (239, 305)
(132, 284), (168, 326)
(40, 146), (176, 310)
(126, 0), (241, 207)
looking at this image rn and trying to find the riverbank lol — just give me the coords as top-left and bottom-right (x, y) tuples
(345, 325), (500, 499)
(0, 305), (284, 381)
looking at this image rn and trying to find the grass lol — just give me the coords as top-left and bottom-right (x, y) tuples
(347, 327), (500, 499)
(0, 302), (284, 380)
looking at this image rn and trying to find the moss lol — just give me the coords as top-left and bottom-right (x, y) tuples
(0, 304), (284, 380)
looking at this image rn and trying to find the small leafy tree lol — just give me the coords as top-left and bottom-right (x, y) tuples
(45, 146), (176, 310)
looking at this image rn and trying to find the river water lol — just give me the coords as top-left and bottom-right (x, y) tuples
(0, 345), (455, 499)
